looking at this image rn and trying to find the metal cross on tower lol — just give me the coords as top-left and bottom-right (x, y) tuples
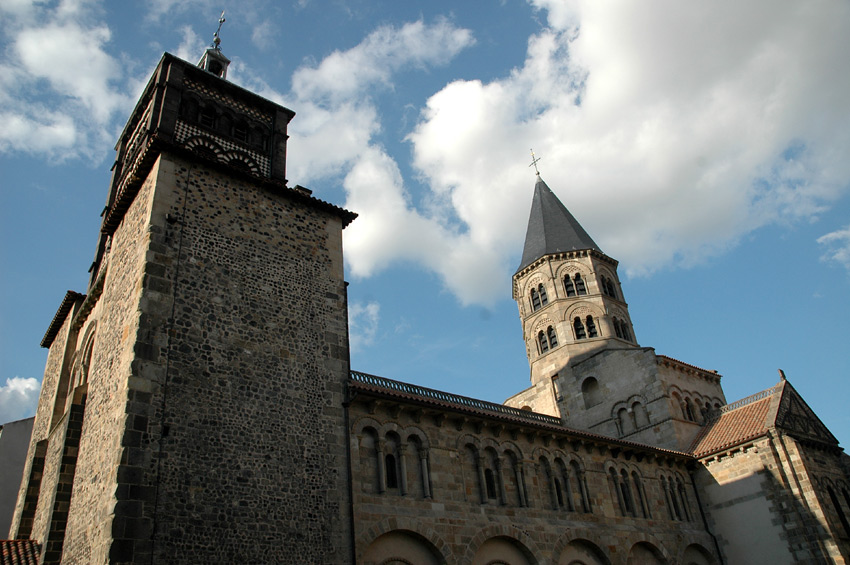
(529, 149), (542, 175)
(212, 10), (226, 49)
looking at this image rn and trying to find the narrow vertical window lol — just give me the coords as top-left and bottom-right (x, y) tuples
(199, 106), (216, 129)
(484, 469), (497, 500)
(586, 316), (598, 338)
(547, 326), (558, 347)
(551, 375), (562, 401)
(538, 331), (549, 353)
(555, 478), (564, 508)
(233, 122), (248, 143)
(574, 317), (587, 340)
(530, 288), (541, 311)
(385, 454), (398, 489)
(828, 486), (850, 537)
(677, 479), (691, 521)
(564, 275), (576, 297)
(610, 469), (626, 516)
(620, 470), (635, 516)
(538, 284), (548, 306)
(606, 279), (617, 298)
(614, 318), (624, 339)
(633, 473), (649, 518)
(574, 273), (587, 295)
(621, 322), (632, 342)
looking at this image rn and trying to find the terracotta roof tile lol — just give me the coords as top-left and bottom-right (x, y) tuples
(1, 540), (41, 565)
(690, 394), (774, 458)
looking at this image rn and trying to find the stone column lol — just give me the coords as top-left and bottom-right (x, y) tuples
(496, 456), (508, 506)
(398, 444), (409, 496)
(377, 439), (387, 494)
(419, 449), (431, 499)
(515, 462), (527, 507)
(476, 454), (488, 504)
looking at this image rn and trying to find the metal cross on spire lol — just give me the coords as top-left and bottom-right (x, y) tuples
(529, 149), (542, 176)
(212, 10), (226, 49)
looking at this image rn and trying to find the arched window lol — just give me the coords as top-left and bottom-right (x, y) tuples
(385, 453), (399, 489)
(564, 274), (576, 297)
(676, 477), (691, 521)
(199, 106), (217, 129)
(574, 317), (587, 340)
(530, 288), (541, 311)
(556, 460), (574, 511)
(484, 468), (497, 500)
(554, 477), (564, 507)
(632, 402), (649, 428)
(570, 460), (591, 512)
(613, 318), (632, 342)
(618, 408), (635, 436)
(668, 477), (682, 520)
(621, 321), (632, 342)
(547, 326), (558, 347)
(606, 278), (617, 298)
(620, 469), (635, 517)
(684, 398), (696, 422)
(586, 316), (598, 338)
(180, 96), (200, 122)
(632, 472), (649, 518)
(233, 121), (248, 143)
(582, 377), (601, 408)
(538, 326), (558, 353)
(538, 331), (549, 353)
(574, 273), (587, 295)
(600, 275), (617, 298)
(538, 284), (548, 306)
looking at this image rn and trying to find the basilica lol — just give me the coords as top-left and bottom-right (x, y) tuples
(4, 42), (850, 564)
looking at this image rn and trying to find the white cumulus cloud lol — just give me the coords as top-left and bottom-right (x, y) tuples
(0, 377), (40, 424)
(0, 1), (135, 161)
(407, 0), (850, 297)
(818, 225), (850, 272)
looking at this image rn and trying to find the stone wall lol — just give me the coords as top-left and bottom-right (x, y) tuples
(349, 389), (719, 564)
(9, 297), (80, 540)
(695, 432), (850, 564)
(103, 153), (353, 563)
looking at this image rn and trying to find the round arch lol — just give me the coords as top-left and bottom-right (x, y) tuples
(357, 519), (450, 565)
(465, 524), (541, 564)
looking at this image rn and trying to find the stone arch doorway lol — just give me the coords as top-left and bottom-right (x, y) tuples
(361, 529), (445, 565)
(681, 544), (717, 565)
(626, 541), (667, 564)
(558, 538), (611, 564)
(472, 535), (537, 565)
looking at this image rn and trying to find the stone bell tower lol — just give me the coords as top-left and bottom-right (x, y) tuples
(504, 175), (638, 417)
(505, 174), (725, 452)
(10, 42), (357, 563)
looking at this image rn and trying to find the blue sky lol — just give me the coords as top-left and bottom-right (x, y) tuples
(1, 0), (849, 445)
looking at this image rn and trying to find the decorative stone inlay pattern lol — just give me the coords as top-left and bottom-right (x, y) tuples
(184, 77), (273, 125)
(175, 120), (270, 177)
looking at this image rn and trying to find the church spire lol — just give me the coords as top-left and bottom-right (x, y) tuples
(516, 176), (601, 273)
(197, 11), (231, 79)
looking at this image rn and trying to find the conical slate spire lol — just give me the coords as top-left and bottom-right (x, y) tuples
(516, 175), (601, 272)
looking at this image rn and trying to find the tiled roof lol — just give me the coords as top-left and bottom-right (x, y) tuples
(689, 392), (774, 458)
(349, 371), (690, 459)
(0, 540), (41, 565)
(40, 290), (85, 348)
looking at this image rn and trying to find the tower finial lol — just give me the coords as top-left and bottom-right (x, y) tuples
(212, 10), (226, 50)
(529, 149), (542, 176)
